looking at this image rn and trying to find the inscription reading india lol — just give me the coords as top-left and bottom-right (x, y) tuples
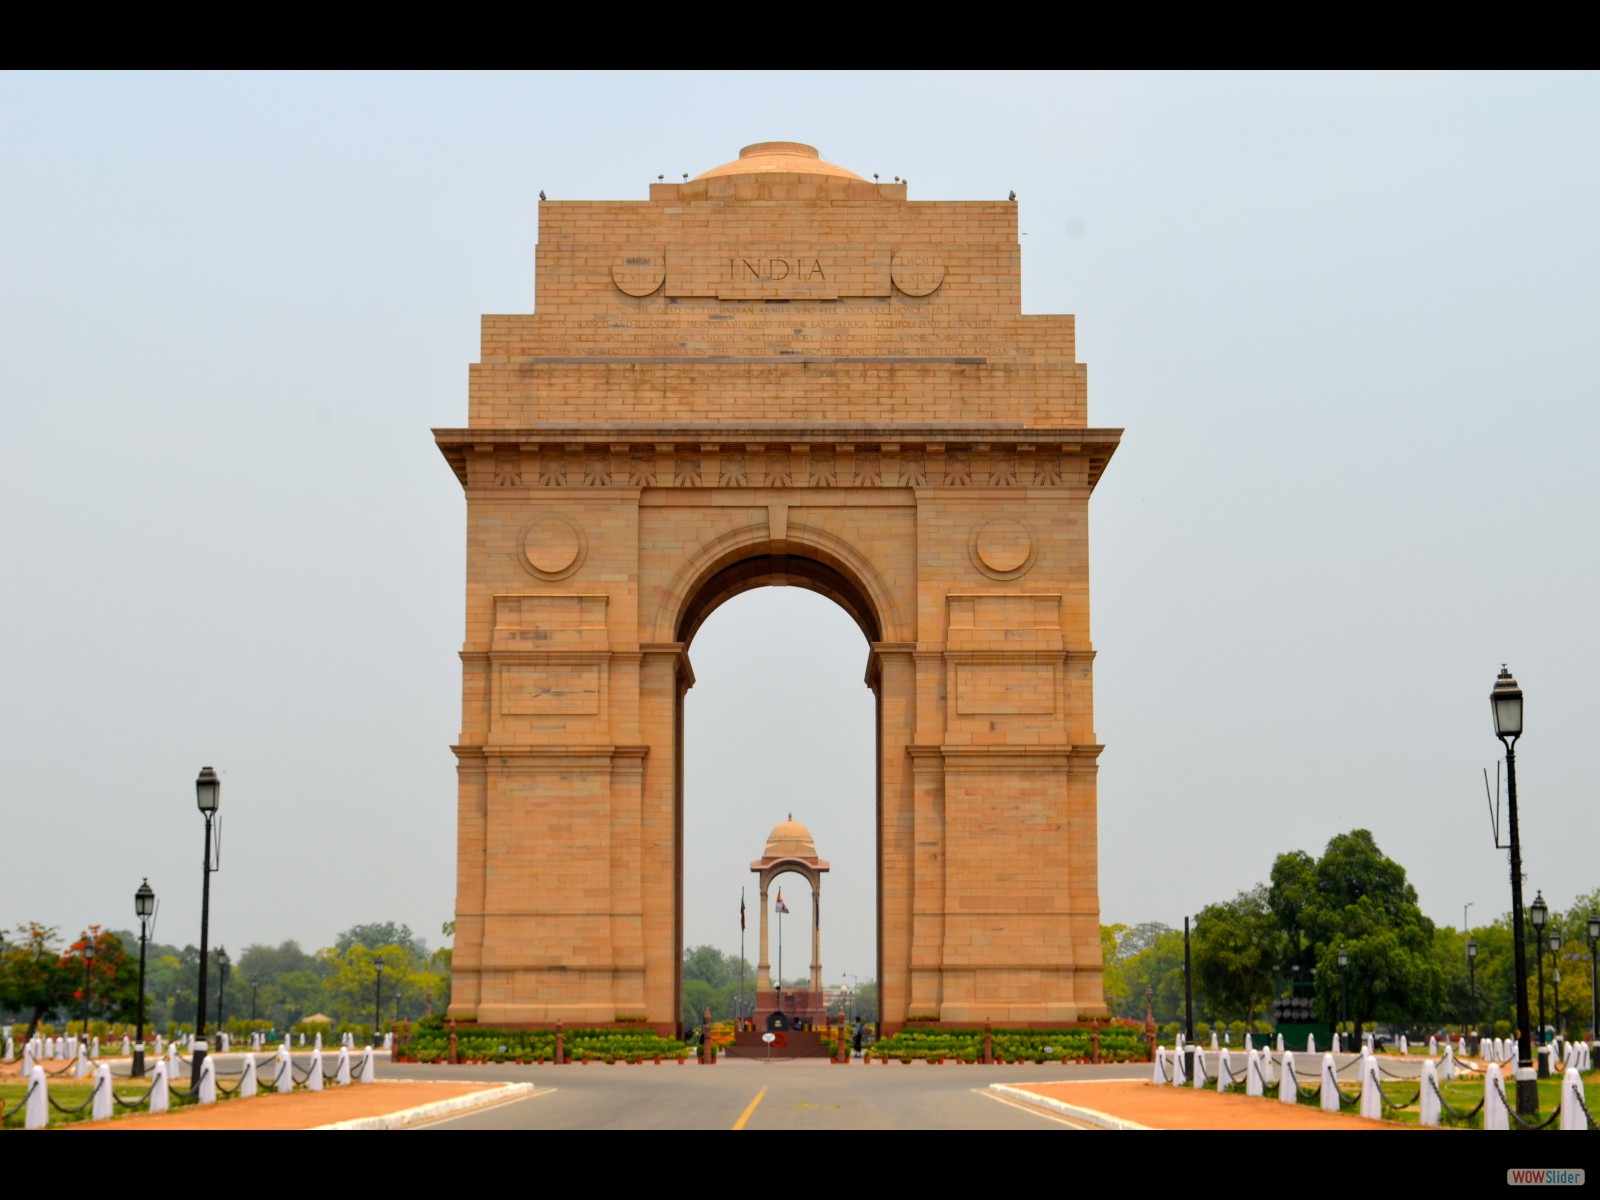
(734, 256), (827, 283)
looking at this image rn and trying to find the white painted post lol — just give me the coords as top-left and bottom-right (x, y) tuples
(360, 1047), (375, 1084)
(1559, 1065), (1584, 1130)
(198, 1054), (216, 1105)
(150, 1058), (169, 1114)
(1319, 1052), (1340, 1112)
(75, 1041), (90, 1078)
(1245, 1048), (1263, 1097)
(307, 1047), (323, 1092)
(1152, 1046), (1167, 1084)
(1483, 1062), (1509, 1130)
(1279, 1050), (1297, 1104)
(24, 1064), (48, 1129)
(1419, 1059), (1441, 1126)
(1358, 1053), (1381, 1119)
(335, 1045), (351, 1086)
(92, 1063), (113, 1121)
(240, 1055), (258, 1099)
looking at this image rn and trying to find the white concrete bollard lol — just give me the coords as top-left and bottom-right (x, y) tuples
(1307, 1032), (1316, 1054)
(1319, 1052), (1340, 1112)
(240, 1055), (257, 1099)
(92, 1062), (113, 1121)
(21, 1042), (34, 1078)
(198, 1055), (216, 1105)
(1193, 1047), (1206, 1089)
(274, 1044), (292, 1092)
(75, 1042), (90, 1078)
(1245, 1048), (1263, 1097)
(360, 1047), (375, 1084)
(1244, 1033), (1253, 1052)
(4, 1036), (13, 1061)
(1275, 1032), (1284, 1053)
(1173, 1044), (1187, 1086)
(25, 1064), (48, 1130)
(1428, 1035), (1436, 1056)
(1441, 1043), (1456, 1081)
(1419, 1059), (1441, 1126)
(1359, 1053), (1381, 1119)
(1560, 1065), (1585, 1130)
(1152, 1046), (1168, 1084)
(335, 1045), (351, 1086)
(313, 1032), (322, 1051)
(307, 1048), (323, 1091)
(1483, 1062), (1509, 1130)
(1279, 1050), (1297, 1104)
(150, 1058), (170, 1114)
(121, 1035), (131, 1056)
(1399, 1034), (1408, 1056)
(383, 1031), (393, 1052)
(1217, 1047), (1232, 1093)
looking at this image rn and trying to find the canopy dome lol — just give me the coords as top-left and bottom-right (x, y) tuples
(693, 141), (864, 183)
(763, 814), (818, 861)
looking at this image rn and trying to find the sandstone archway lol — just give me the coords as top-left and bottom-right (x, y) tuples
(435, 141), (1120, 1033)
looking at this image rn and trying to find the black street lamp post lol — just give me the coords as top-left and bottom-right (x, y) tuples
(1490, 666), (1538, 1116)
(82, 936), (95, 1027)
(133, 879), (155, 1077)
(1182, 915), (1194, 1079)
(216, 947), (230, 1035)
(193, 765), (220, 1086)
(1531, 890), (1548, 1076)
(1466, 937), (1478, 1045)
(1337, 946), (1349, 1041)
(374, 957), (385, 1036)
(1589, 915), (1600, 1045)
(1549, 928), (1562, 1043)
(80, 935), (95, 1033)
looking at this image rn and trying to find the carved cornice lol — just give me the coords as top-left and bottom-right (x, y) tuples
(433, 426), (1121, 493)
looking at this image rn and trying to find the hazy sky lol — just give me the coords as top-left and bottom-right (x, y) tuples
(4, 72), (1596, 987)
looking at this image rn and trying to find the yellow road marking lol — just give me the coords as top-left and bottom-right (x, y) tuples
(732, 1086), (768, 1130)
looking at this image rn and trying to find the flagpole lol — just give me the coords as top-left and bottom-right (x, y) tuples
(739, 887), (746, 1027)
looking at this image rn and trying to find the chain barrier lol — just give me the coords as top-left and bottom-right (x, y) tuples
(1193, 1054), (1209, 1086)
(1574, 1084), (1599, 1133)
(1251, 1055), (1271, 1091)
(1374, 1075), (1421, 1111)
(1427, 1074), (1485, 1122)
(1494, 1074), (1563, 1131)
(1224, 1060), (1247, 1085)
(46, 1073), (104, 1116)
(111, 1079), (161, 1109)
(1, 1079), (38, 1122)
(1326, 1063), (1360, 1110)
(1284, 1060), (1321, 1101)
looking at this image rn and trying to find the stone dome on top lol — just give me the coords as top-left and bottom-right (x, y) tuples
(763, 814), (819, 861)
(693, 141), (865, 183)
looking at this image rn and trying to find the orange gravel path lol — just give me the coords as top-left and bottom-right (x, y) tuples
(1015, 1081), (1427, 1130)
(69, 1081), (501, 1130)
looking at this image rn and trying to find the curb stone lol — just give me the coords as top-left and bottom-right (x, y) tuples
(314, 1081), (543, 1130)
(989, 1082), (1151, 1130)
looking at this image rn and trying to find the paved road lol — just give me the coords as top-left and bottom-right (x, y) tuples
(393, 1059), (1147, 1130)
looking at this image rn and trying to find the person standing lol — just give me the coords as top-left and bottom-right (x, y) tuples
(853, 1017), (864, 1058)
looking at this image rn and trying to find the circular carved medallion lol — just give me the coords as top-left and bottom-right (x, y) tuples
(611, 248), (665, 297)
(969, 517), (1035, 580)
(891, 249), (945, 297)
(520, 513), (587, 581)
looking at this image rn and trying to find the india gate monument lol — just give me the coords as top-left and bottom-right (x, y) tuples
(434, 142), (1120, 1034)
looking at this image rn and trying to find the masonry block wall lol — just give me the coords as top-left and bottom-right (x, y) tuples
(436, 143), (1119, 1032)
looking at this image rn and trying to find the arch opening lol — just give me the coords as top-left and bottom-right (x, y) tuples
(677, 578), (878, 1039)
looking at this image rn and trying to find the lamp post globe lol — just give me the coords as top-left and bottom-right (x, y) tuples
(192, 765), (221, 1086)
(133, 879), (155, 1077)
(1490, 666), (1538, 1115)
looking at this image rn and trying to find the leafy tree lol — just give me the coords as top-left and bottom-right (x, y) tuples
(1114, 926), (1204, 1026)
(1272, 830), (1442, 1039)
(678, 945), (755, 1022)
(1193, 886), (1281, 1026)
(1101, 925), (1129, 1014)
(1, 924), (74, 1037)
(335, 922), (423, 955)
